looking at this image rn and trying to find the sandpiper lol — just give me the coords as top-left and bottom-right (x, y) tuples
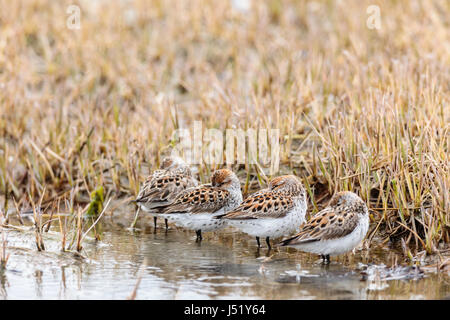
(216, 175), (307, 250)
(155, 169), (243, 241)
(278, 191), (369, 264)
(135, 156), (197, 230)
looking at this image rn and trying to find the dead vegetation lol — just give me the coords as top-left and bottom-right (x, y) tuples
(0, 0), (448, 255)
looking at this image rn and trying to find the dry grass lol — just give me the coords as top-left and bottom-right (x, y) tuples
(0, 231), (8, 271)
(0, 0), (448, 253)
(0, 210), (9, 270)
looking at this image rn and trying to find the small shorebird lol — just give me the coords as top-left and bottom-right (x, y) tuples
(155, 169), (242, 241)
(278, 191), (369, 264)
(216, 175), (307, 250)
(135, 156), (197, 230)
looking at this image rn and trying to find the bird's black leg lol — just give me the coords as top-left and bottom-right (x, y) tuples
(152, 216), (158, 233)
(196, 230), (202, 242)
(256, 237), (261, 248)
(266, 237), (271, 250)
(165, 218), (169, 231)
(321, 254), (330, 264)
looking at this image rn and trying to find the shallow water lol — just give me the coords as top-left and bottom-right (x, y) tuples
(1, 216), (449, 300)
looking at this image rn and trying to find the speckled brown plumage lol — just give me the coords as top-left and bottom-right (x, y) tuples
(157, 187), (231, 214)
(135, 173), (197, 207)
(217, 193), (295, 219)
(154, 168), (243, 240)
(135, 156), (197, 230)
(218, 175), (305, 220)
(216, 175), (307, 249)
(156, 168), (242, 214)
(279, 191), (369, 255)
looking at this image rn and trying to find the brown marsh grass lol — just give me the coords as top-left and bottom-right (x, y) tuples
(0, 0), (448, 255)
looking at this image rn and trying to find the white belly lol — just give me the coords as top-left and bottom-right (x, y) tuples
(138, 204), (160, 217)
(288, 216), (369, 256)
(164, 210), (228, 232)
(228, 202), (306, 238)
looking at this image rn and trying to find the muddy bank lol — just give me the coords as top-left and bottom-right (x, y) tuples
(1, 202), (448, 300)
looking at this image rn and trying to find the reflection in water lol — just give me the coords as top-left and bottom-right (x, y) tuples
(0, 271), (8, 298)
(60, 266), (66, 298)
(34, 270), (43, 298)
(0, 222), (448, 300)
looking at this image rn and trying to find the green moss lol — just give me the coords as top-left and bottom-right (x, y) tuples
(86, 186), (104, 219)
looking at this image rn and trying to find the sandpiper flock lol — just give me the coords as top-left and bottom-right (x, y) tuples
(135, 156), (370, 264)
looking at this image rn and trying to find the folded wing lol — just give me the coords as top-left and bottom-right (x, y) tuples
(279, 207), (360, 245)
(156, 185), (230, 214)
(136, 173), (197, 209)
(217, 191), (294, 220)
